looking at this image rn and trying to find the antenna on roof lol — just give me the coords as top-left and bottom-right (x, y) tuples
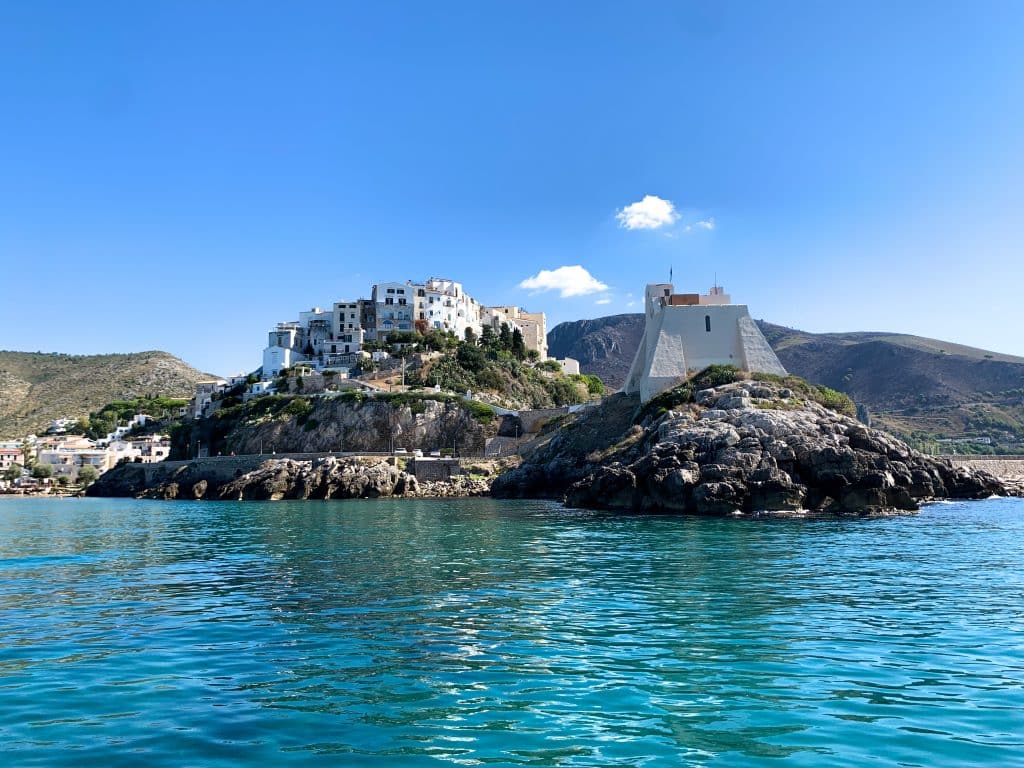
(669, 265), (673, 284)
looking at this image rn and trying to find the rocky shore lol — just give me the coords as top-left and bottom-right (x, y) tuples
(492, 380), (1008, 516)
(88, 455), (493, 501)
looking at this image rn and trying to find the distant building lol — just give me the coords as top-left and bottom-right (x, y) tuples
(624, 282), (786, 403)
(557, 357), (581, 376)
(0, 447), (23, 473)
(481, 305), (548, 358)
(193, 379), (228, 419)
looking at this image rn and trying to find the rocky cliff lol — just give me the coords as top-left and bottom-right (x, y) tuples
(492, 379), (1005, 516)
(182, 394), (497, 459)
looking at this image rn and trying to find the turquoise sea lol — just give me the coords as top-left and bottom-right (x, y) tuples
(0, 497), (1022, 767)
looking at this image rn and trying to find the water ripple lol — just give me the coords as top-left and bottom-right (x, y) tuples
(1, 496), (1023, 766)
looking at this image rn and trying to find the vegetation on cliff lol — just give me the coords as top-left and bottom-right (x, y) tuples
(635, 366), (856, 424)
(74, 396), (189, 439)
(402, 328), (602, 409)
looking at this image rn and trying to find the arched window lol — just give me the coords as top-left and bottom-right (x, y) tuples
(705, 315), (712, 332)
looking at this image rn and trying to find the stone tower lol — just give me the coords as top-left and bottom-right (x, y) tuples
(623, 283), (786, 402)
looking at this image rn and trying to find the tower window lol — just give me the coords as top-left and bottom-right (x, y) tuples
(705, 315), (711, 332)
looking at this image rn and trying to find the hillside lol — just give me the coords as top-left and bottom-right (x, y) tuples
(547, 315), (1024, 450)
(0, 350), (211, 439)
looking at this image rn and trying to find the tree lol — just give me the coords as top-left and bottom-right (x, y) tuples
(499, 322), (513, 351)
(527, 349), (540, 362)
(77, 465), (99, 485)
(480, 325), (497, 351)
(511, 328), (527, 360)
(20, 439), (35, 469)
(3, 465), (22, 482)
(31, 464), (52, 480)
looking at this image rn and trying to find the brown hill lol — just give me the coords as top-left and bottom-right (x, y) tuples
(0, 350), (211, 439)
(547, 315), (1024, 450)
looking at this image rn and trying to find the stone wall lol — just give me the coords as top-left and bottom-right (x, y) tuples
(947, 457), (1024, 480)
(518, 407), (570, 434)
(408, 457), (460, 481)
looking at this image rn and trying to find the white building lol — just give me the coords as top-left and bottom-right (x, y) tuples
(193, 379), (228, 418)
(0, 447), (23, 473)
(557, 357), (581, 375)
(373, 281), (416, 337)
(624, 283), (786, 403)
(418, 277), (481, 339)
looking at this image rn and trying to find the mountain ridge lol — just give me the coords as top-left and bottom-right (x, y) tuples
(0, 350), (211, 439)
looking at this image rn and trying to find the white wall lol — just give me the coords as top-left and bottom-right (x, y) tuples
(263, 346), (297, 378)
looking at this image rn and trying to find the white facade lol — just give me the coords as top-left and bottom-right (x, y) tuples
(418, 277), (481, 339)
(557, 357), (581, 375)
(373, 282), (415, 336)
(624, 283), (787, 403)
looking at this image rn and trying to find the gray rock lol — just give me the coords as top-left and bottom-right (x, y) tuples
(497, 379), (1008, 516)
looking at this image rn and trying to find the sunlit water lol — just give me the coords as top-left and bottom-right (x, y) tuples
(1, 497), (1022, 766)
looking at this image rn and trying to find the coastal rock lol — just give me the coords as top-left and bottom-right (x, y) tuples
(496, 381), (1006, 516)
(216, 457), (412, 501)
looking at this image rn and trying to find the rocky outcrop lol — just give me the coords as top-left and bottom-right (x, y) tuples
(213, 457), (413, 501)
(89, 454), (495, 501)
(494, 380), (1006, 516)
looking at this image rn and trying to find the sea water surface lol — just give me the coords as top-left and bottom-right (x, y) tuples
(0, 497), (1022, 767)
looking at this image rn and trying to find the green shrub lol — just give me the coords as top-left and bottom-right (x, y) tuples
(571, 374), (605, 396)
(812, 386), (856, 417)
(461, 399), (497, 424)
(690, 365), (742, 390)
(539, 359), (562, 373)
(283, 397), (314, 421)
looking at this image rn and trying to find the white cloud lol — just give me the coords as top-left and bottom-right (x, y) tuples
(685, 218), (715, 232)
(518, 265), (609, 298)
(616, 195), (680, 230)
(595, 297), (612, 305)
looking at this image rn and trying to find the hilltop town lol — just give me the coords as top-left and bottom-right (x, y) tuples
(1, 275), (584, 493)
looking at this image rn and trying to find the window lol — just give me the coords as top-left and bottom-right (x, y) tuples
(705, 315), (711, 332)
(385, 298), (394, 305)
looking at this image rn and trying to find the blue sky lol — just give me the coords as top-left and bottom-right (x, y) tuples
(2, 1), (1023, 376)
